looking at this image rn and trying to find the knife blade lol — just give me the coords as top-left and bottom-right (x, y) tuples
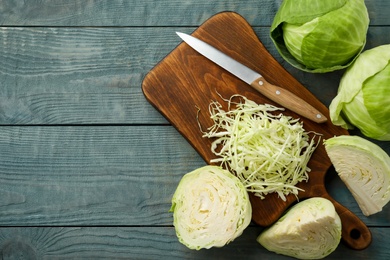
(176, 32), (327, 123)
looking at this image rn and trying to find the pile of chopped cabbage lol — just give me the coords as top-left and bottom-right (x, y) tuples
(201, 94), (319, 200)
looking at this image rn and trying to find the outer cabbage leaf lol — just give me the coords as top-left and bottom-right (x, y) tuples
(270, 0), (369, 73)
(364, 63), (390, 130)
(257, 197), (341, 259)
(329, 45), (390, 140)
(324, 136), (390, 216)
(170, 165), (252, 250)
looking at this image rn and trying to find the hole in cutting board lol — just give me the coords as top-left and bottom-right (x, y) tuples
(350, 229), (361, 240)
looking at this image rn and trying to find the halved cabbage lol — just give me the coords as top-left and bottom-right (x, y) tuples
(324, 135), (390, 216)
(170, 165), (252, 250)
(257, 197), (341, 259)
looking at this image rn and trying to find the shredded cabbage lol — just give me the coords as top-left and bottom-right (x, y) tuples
(201, 94), (319, 200)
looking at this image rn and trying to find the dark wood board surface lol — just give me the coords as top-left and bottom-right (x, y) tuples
(142, 11), (371, 250)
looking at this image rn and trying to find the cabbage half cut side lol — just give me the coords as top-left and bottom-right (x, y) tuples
(170, 165), (252, 250)
(324, 135), (390, 216)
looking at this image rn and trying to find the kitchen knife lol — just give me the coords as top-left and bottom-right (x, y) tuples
(176, 32), (327, 123)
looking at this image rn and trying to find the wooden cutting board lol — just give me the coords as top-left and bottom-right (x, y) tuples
(142, 12), (371, 250)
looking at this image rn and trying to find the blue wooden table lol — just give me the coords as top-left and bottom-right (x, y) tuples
(0, 1), (389, 259)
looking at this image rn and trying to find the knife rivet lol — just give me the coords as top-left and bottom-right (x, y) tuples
(259, 80), (264, 86)
(317, 114), (322, 118)
(276, 90), (281, 95)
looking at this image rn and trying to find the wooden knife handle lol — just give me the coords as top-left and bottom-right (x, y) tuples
(250, 76), (327, 123)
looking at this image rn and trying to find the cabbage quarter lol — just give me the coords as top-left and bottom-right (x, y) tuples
(325, 135), (390, 216)
(258, 197), (342, 259)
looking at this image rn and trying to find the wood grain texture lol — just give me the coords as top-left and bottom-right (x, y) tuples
(0, 26), (389, 125)
(0, 0), (388, 26)
(0, 27), (169, 124)
(0, 227), (388, 259)
(0, 126), (205, 226)
(0, 0), (286, 27)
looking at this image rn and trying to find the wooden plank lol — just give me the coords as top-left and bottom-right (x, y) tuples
(0, 26), (172, 124)
(0, 126), (388, 227)
(0, 0), (388, 26)
(0, 26), (389, 125)
(0, 126), (205, 226)
(0, 227), (388, 259)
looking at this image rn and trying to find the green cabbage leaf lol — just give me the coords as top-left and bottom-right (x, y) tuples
(329, 45), (390, 140)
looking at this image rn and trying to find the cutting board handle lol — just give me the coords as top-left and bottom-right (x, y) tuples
(323, 194), (372, 250)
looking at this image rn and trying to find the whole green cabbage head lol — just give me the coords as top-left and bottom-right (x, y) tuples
(329, 45), (390, 141)
(270, 0), (369, 73)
